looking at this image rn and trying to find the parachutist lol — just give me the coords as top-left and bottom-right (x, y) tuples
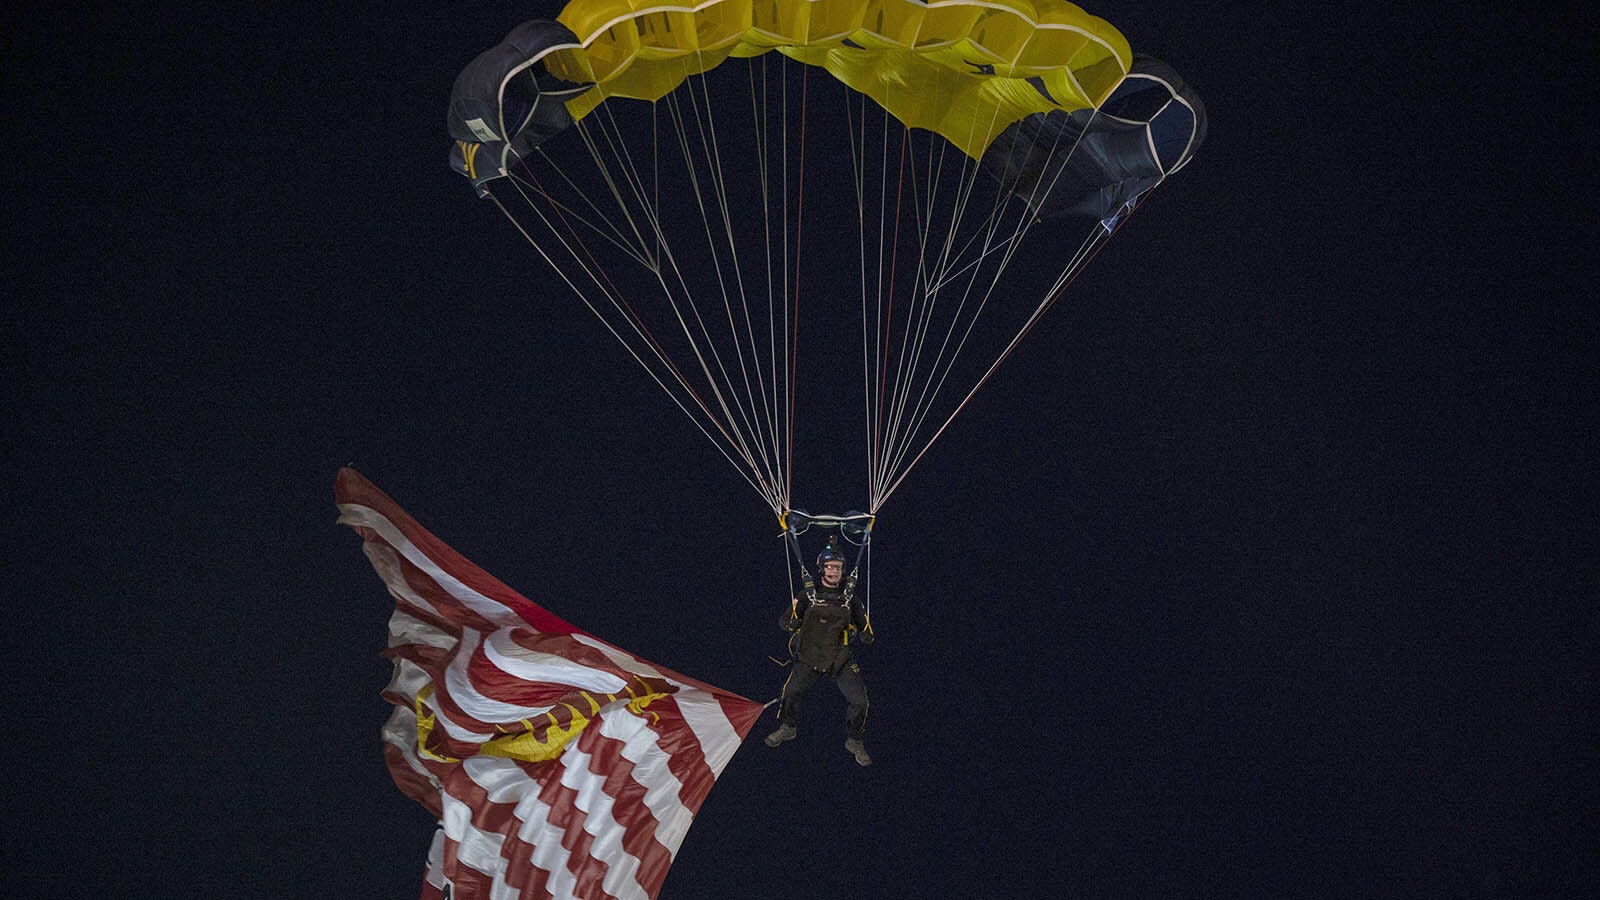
(764, 539), (873, 765)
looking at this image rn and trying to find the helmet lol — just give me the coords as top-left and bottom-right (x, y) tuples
(816, 541), (847, 569)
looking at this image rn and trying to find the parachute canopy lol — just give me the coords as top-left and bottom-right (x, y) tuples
(447, 0), (1205, 516)
(450, 1), (1130, 162)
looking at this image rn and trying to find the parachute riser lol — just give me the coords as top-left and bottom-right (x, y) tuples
(780, 508), (873, 609)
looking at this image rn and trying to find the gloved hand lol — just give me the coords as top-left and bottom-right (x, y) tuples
(860, 620), (875, 644)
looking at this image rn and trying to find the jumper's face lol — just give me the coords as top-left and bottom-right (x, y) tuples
(820, 560), (844, 588)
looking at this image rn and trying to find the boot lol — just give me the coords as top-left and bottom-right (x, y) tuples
(764, 723), (797, 747)
(844, 737), (872, 766)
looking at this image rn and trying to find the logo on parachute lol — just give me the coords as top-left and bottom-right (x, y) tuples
(463, 116), (501, 143)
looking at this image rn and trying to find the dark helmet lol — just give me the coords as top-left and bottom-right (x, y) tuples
(817, 541), (847, 569)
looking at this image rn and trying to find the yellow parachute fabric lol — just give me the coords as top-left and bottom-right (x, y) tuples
(542, 0), (1130, 160)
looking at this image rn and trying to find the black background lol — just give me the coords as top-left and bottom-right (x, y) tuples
(7, 3), (1595, 897)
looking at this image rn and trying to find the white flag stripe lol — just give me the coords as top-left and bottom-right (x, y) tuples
(484, 628), (631, 693)
(382, 706), (436, 789)
(570, 633), (739, 778)
(342, 501), (527, 629)
(443, 788), (511, 876)
(510, 788), (583, 899)
(360, 531), (449, 622)
(457, 704), (676, 900)
(462, 754), (541, 805)
(560, 743), (649, 900)
(428, 698), (499, 747)
(569, 635), (744, 755)
(672, 690), (745, 777)
(388, 606), (457, 653)
(424, 830), (449, 892)
(603, 706), (695, 856)
(428, 718), (681, 899)
(385, 655), (435, 706)
(574, 709), (675, 899)
(443, 631), (564, 725)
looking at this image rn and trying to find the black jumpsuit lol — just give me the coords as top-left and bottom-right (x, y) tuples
(774, 582), (870, 739)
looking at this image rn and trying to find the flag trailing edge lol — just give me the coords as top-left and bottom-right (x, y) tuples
(335, 467), (764, 900)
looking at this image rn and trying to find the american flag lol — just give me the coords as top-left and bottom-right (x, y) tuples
(335, 468), (765, 900)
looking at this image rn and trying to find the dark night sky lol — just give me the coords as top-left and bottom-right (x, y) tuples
(7, 3), (1596, 898)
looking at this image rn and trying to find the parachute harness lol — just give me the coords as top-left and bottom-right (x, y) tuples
(780, 508), (873, 620)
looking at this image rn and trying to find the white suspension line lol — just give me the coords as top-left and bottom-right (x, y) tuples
(674, 60), (787, 496)
(636, 89), (787, 502)
(838, 82), (885, 509)
(873, 125), (994, 501)
(877, 200), (1041, 489)
(564, 111), (671, 273)
(557, 80), (778, 501)
(861, 101), (933, 506)
(754, 54), (798, 505)
(880, 103), (1130, 493)
(872, 219), (1113, 511)
(507, 142), (656, 271)
(485, 187), (786, 514)
(534, 94), (794, 513)
(741, 54), (790, 511)
(872, 91), (1103, 505)
(862, 94), (916, 507)
(851, 88), (881, 509)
